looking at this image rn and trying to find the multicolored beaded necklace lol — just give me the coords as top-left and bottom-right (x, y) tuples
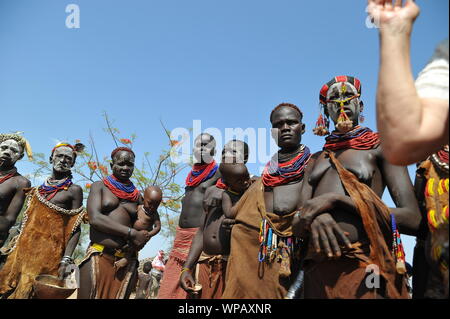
(38, 176), (73, 201)
(323, 126), (380, 151)
(185, 160), (218, 187)
(103, 175), (140, 202)
(262, 145), (311, 187)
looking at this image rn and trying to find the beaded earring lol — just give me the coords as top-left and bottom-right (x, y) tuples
(313, 104), (330, 136)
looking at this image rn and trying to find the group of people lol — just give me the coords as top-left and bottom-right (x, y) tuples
(0, 0), (448, 300)
(160, 76), (446, 300)
(0, 140), (165, 299)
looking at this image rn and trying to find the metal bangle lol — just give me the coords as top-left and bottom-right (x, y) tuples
(127, 227), (132, 240)
(60, 255), (74, 264)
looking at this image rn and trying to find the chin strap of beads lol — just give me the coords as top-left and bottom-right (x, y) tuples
(328, 93), (360, 133)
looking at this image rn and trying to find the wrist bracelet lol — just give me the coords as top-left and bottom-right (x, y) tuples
(127, 227), (132, 240)
(60, 255), (74, 265)
(180, 267), (191, 277)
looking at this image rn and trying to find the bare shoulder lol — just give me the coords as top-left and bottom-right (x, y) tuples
(69, 183), (83, 196)
(14, 175), (31, 188)
(91, 180), (104, 190)
(204, 185), (218, 197)
(311, 150), (324, 161)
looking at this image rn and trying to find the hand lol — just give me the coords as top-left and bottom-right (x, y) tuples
(310, 213), (352, 258)
(180, 270), (195, 293)
(58, 263), (70, 280)
(136, 237), (152, 251)
(222, 218), (236, 231)
(292, 194), (337, 239)
(367, 0), (420, 35)
(205, 187), (223, 209)
(131, 229), (150, 247)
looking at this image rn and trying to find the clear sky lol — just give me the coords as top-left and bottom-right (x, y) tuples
(1, 0), (448, 263)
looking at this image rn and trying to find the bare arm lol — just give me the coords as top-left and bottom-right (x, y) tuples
(64, 228), (81, 257)
(182, 193), (208, 270)
(221, 192), (235, 219)
(180, 189), (212, 292)
(148, 217), (161, 238)
(0, 178), (30, 236)
(369, 0), (449, 165)
(62, 185), (84, 257)
(379, 152), (422, 235)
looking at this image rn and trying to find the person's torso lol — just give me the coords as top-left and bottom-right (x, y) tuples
(308, 148), (384, 243)
(179, 173), (219, 228)
(90, 184), (139, 249)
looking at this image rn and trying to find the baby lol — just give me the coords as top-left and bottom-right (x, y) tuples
(220, 163), (251, 220)
(114, 186), (162, 270)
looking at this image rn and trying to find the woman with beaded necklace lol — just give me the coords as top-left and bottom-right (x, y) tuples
(78, 147), (149, 299)
(292, 76), (421, 299)
(0, 142), (85, 299)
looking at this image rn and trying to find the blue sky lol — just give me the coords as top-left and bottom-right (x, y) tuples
(1, 0), (448, 263)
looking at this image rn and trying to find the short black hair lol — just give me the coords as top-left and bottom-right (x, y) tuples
(111, 147), (135, 161)
(270, 103), (303, 123)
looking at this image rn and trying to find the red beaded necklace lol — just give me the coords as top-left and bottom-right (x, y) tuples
(215, 178), (227, 190)
(0, 173), (15, 184)
(324, 126), (380, 151)
(185, 160), (218, 187)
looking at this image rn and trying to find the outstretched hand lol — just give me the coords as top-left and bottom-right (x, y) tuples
(367, 0), (420, 34)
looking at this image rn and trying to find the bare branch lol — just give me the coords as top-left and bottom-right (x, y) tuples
(103, 111), (119, 148)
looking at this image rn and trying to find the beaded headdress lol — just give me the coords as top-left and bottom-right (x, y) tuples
(314, 75), (363, 136)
